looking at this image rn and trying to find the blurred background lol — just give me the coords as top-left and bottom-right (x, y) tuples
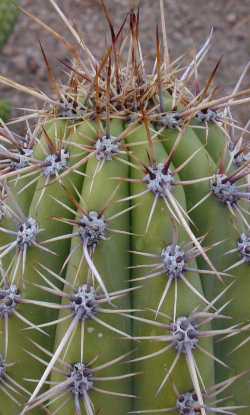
(0, 0), (250, 130)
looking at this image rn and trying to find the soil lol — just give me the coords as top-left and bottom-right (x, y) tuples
(1, 0), (250, 134)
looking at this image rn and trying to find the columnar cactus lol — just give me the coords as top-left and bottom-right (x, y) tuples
(0, 1), (250, 414)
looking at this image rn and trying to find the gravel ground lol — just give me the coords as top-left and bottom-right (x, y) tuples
(0, 0), (250, 133)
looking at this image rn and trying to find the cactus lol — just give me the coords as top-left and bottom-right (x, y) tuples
(0, 1), (250, 414)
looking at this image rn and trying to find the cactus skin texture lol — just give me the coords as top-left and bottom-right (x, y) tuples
(0, 1), (250, 414)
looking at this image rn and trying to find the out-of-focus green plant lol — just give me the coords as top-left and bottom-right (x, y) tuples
(0, 0), (19, 122)
(0, 0), (19, 50)
(0, 100), (11, 122)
